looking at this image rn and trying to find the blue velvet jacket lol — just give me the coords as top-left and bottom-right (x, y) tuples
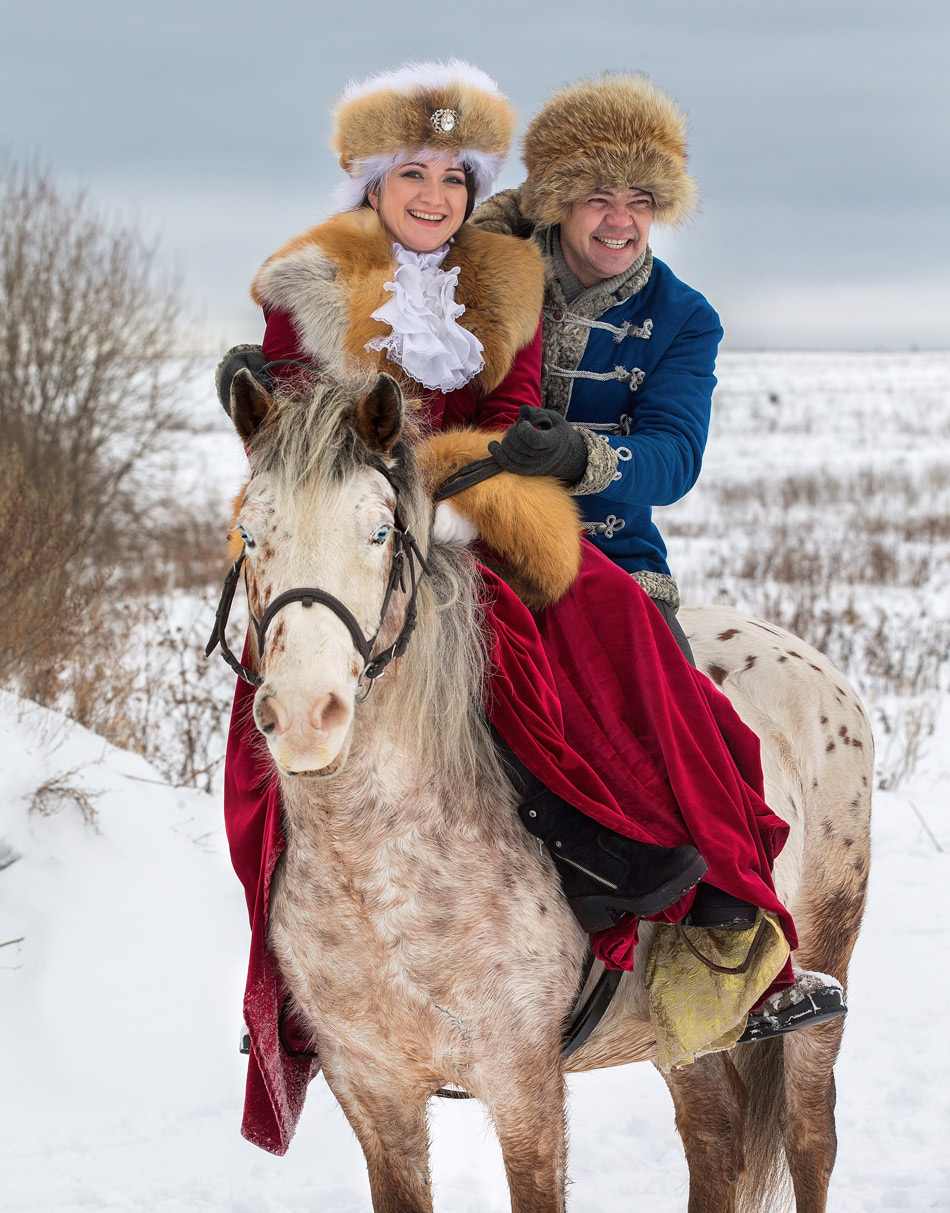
(550, 256), (722, 576)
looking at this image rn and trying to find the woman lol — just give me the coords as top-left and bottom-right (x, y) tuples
(220, 59), (833, 1154)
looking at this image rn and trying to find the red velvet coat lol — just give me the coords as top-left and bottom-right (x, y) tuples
(225, 212), (795, 1154)
(261, 301), (543, 433)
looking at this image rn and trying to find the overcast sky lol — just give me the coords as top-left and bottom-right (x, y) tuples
(3, 0), (948, 351)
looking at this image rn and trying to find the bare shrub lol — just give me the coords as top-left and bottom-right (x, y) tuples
(109, 491), (233, 596)
(0, 160), (192, 529)
(125, 601), (236, 792)
(0, 443), (108, 702)
(873, 700), (938, 792)
(0, 159), (197, 702)
(54, 595), (236, 794)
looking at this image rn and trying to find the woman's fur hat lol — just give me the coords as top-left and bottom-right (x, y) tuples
(520, 73), (698, 229)
(331, 60), (516, 210)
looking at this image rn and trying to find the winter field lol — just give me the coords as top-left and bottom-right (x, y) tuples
(2, 350), (949, 1211)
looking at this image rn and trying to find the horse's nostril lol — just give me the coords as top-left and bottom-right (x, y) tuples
(313, 692), (349, 735)
(255, 691), (281, 736)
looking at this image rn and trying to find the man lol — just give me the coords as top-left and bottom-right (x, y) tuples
(472, 72), (719, 661)
(477, 73), (845, 1041)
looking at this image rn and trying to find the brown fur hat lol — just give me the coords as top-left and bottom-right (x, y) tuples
(520, 73), (698, 229)
(331, 60), (516, 210)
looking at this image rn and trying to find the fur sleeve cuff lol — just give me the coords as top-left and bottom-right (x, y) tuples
(568, 428), (620, 496)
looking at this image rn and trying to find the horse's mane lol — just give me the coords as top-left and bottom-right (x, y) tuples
(251, 378), (375, 490)
(250, 381), (509, 807)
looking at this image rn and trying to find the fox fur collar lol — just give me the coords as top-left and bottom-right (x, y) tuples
(251, 208), (544, 395)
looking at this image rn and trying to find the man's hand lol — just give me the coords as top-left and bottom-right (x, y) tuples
(488, 407), (589, 485)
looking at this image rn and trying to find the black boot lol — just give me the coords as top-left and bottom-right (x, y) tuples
(494, 730), (708, 933)
(682, 883), (758, 930)
(738, 976), (847, 1043)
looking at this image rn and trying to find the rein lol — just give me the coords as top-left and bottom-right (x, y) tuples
(205, 461), (431, 701)
(432, 456), (502, 502)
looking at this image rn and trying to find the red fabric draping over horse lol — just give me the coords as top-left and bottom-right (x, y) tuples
(224, 540), (795, 1154)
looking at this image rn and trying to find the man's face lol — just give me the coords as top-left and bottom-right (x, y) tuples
(558, 187), (654, 288)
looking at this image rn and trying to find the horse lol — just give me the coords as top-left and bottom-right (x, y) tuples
(222, 367), (873, 1213)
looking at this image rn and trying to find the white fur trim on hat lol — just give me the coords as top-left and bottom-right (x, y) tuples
(338, 59), (504, 106)
(333, 148), (506, 211)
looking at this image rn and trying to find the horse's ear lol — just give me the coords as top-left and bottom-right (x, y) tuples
(356, 373), (404, 453)
(230, 367), (274, 443)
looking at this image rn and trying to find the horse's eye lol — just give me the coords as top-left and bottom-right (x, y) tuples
(370, 524), (391, 546)
(239, 525), (256, 550)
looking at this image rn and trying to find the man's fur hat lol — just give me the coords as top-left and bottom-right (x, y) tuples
(331, 60), (516, 210)
(520, 73), (698, 229)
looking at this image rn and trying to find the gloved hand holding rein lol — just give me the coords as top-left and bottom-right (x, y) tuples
(488, 406), (589, 486)
(215, 344), (275, 415)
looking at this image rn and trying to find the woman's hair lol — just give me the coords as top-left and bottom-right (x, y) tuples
(463, 166), (477, 221)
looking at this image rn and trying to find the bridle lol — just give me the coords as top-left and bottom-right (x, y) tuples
(205, 461), (431, 702)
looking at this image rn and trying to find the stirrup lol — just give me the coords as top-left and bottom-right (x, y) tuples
(738, 986), (847, 1043)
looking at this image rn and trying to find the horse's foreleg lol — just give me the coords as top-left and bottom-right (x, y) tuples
(325, 1072), (433, 1213)
(658, 1052), (748, 1213)
(484, 1051), (569, 1213)
(781, 1019), (844, 1213)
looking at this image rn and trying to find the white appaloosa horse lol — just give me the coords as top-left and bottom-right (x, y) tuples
(224, 368), (872, 1213)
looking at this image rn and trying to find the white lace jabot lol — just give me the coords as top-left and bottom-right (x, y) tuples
(365, 243), (485, 393)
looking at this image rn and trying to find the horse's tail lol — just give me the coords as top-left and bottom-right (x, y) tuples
(733, 1038), (793, 1213)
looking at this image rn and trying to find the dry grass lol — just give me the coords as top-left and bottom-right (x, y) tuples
(28, 768), (101, 830)
(673, 453), (950, 789)
(2, 433), (233, 793)
(0, 445), (108, 702)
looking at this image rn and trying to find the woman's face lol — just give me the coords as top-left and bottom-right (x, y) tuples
(368, 157), (468, 253)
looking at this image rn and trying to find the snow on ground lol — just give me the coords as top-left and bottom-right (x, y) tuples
(3, 352), (950, 1211)
(2, 691), (948, 1211)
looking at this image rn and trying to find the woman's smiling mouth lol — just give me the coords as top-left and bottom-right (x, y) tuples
(408, 209), (446, 224)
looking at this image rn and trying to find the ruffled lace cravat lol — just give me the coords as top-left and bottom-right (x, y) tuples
(365, 243), (485, 392)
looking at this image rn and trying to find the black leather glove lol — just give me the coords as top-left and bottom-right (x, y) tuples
(488, 407), (589, 485)
(215, 345), (274, 416)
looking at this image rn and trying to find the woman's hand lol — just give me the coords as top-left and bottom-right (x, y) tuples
(488, 407), (589, 485)
(215, 345), (274, 415)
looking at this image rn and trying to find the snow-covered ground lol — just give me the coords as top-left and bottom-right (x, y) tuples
(2, 352), (949, 1211)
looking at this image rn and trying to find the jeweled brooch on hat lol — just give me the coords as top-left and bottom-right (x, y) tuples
(430, 108), (459, 133)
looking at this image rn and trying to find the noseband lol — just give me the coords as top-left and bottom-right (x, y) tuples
(205, 462), (431, 701)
